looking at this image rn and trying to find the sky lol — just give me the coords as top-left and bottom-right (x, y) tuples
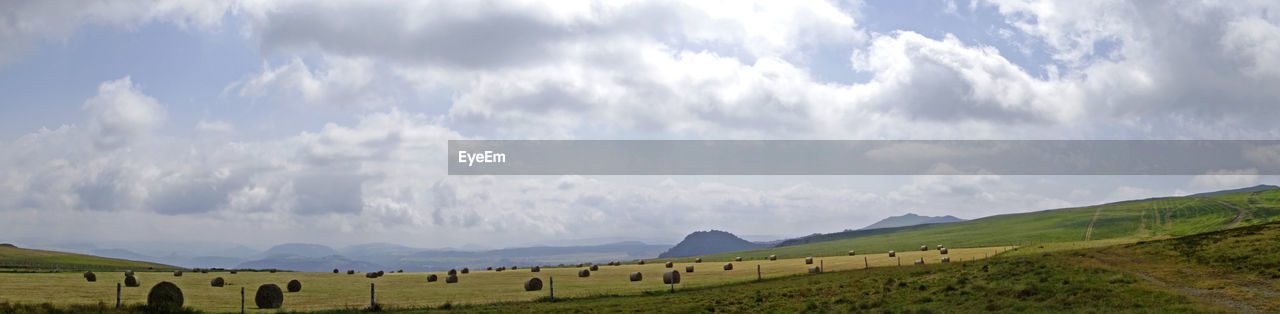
(1, 0), (1279, 252)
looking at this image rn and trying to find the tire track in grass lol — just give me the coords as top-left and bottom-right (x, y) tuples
(1085, 206), (1103, 241)
(1214, 200), (1248, 228)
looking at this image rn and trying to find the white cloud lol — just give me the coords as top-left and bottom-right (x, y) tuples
(83, 76), (167, 150)
(1188, 169), (1260, 191)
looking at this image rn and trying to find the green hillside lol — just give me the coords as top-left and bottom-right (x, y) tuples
(669, 188), (1280, 263)
(0, 244), (181, 272)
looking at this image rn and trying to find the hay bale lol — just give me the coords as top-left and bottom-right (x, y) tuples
(914, 259), (924, 265)
(147, 281), (183, 309)
(445, 275), (458, 283)
(211, 277), (225, 287)
(229, 270), (237, 274)
(124, 275), (140, 287)
(347, 270), (355, 275)
(735, 257), (742, 262)
(768, 255), (777, 261)
(333, 269), (339, 274)
(521, 277), (543, 291)
(200, 269), (208, 274)
(173, 270), (182, 277)
(448, 269), (457, 276)
(723, 263), (733, 271)
(589, 265), (599, 271)
(125, 270), (135, 277)
(530, 266), (541, 272)
(940, 248), (948, 254)
(268, 269), (277, 273)
(255, 284), (284, 309)
(512, 266), (518, 270)
(808, 266), (821, 273)
(83, 271), (96, 282)
(496, 267), (505, 272)
(663, 270), (681, 284)
(848, 251), (856, 256)
(920, 245), (928, 251)
(427, 274), (438, 282)
(664, 262), (674, 268)
(487, 267), (493, 270)
(888, 250), (896, 257)
(805, 257), (813, 265)
(937, 244), (944, 250)
(578, 269), (590, 277)
(941, 257), (951, 263)
(630, 272), (643, 281)
(397, 269), (403, 273)
(287, 279), (302, 292)
(377, 270), (385, 276)
(461, 268), (469, 274)
(685, 265), (694, 273)
(638, 260), (645, 265)
(576, 263), (584, 268)
(694, 258), (702, 263)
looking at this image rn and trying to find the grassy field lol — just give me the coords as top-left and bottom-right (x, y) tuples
(670, 189), (1280, 263)
(0, 247), (1006, 312)
(0, 245), (181, 272)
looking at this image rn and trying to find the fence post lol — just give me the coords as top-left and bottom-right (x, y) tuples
(897, 256), (901, 266)
(820, 260), (823, 272)
(549, 276), (555, 301)
(757, 264), (761, 281)
(116, 283), (121, 309)
(370, 283), (376, 310)
(864, 256), (868, 268)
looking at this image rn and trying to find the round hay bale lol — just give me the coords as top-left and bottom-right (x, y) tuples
(333, 269), (339, 274)
(147, 281), (183, 309)
(200, 269), (208, 274)
(735, 257), (742, 262)
(397, 269), (403, 273)
(848, 251), (856, 256)
(377, 270), (385, 276)
(530, 266), (541, 272)
(941, 257), (951, 263)
(512, 266), (518, 270)
(578, 269), (590, 277)
(254, 284), (284, 309)
(427, 274), (438, 282)
(768, 255), (777, 261)
(694, 258), (702, 263)
(937, 244), (944, 250)
(638, 260), (645, 265)
(808, 266), (821, 273)
(920, 245), (928, 251)
(125, 270), (135, 277)
(173, 270), (182, 277)
(805, 257), (813, 265)
(685, 265), (694, 273)
(629, 272), (642, 282)
(664, 262), (674, 268)
(888, 250), (896, 257)
(914, 259), (924, 265)
(576, 263), (584, 268)
(662, 270), (680, 284)
(589, 265), (599, 271)
(487, 267), (493, 270)
(496, 267), (505, 272)
(940, 248), (949, 254)
(84, 271), (96, 282)
(229, 270), (237, 274)
(447, 269), (457, 276)
(347, 270), (355, 275)
(461, 268), (469, 274)
(445, 275), (458, 283)
(524, 277), (543, 291)
(268, 269), (277, 273)
(287, 279), (302, 292)
(124, 275), (140, 287)
(211, 277), (225, 287)
(723, 263), (733, 271)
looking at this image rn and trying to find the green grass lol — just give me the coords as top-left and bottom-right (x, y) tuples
(666, 189), (1280, 263)
(0, 245), (182, 272)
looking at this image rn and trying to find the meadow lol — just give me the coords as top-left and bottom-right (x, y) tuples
(0, 247), (1005, 312)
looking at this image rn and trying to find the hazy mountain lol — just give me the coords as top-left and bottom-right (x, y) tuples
(1188, 184), (1279, 197)
(394, 241), (669, 271)
(236, 255), (382, 272)
(91, 249), (153, 262)
(657, 230), (770, 258)
(860, 213), (965, 230)
(259, 243), (339, 258)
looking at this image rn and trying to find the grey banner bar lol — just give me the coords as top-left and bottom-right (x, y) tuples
(447, 140), (1280, 175)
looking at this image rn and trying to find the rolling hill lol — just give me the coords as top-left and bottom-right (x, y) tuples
(859, 213), (964, 230)
(670, 187), (1280, 262)
(658, 230), (769, 258)
(0, 244), (182, 272)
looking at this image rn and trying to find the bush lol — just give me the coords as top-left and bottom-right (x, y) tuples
(146, 281), (183, 309)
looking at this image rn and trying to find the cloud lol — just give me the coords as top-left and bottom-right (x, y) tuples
(1188, 169), (1260, 191)
(83, 76), (167, 150)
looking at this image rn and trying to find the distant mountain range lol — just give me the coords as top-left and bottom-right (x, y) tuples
(859, 213), (965, 230)
(657, 230), (771, 258)
(1188, 184), (1278, 197)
